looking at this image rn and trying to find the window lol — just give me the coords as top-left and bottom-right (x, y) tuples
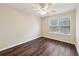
(48, 16), (70, 35)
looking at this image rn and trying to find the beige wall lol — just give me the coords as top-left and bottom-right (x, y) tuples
(0, 6), (41, 51)
(0, 5), (76, 51)
(42, 10), (76, 44)
(76, 5), (79, 54)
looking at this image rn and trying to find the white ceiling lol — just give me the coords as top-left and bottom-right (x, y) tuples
(1, 3), (78, 17)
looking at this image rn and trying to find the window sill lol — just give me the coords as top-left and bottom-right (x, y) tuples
(48, 32), (71, 36)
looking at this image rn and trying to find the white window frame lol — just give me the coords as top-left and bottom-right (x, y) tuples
(48, 16), (71, 35)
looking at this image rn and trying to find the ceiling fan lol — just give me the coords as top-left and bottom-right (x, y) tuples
(32, 3), (57, 15)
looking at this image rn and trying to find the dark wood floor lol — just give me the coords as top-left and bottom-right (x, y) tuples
(0, 37), (78, 56)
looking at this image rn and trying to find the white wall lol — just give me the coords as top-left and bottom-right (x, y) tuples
(0, 6), (41, 51)
(42, 10), (76, 44)
(76, 5), (79, 54)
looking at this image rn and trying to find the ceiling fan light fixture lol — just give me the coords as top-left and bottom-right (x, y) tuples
(32, 3), (57, 15)
(40, 10), (47, 15)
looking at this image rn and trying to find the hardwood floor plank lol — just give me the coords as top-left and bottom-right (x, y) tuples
(0, 37), (78, 56)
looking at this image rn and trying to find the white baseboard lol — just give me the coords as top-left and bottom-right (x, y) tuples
(42, 36), (75, 44)
(75, 44), (79, 55)
(0, 36), (40, 52)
